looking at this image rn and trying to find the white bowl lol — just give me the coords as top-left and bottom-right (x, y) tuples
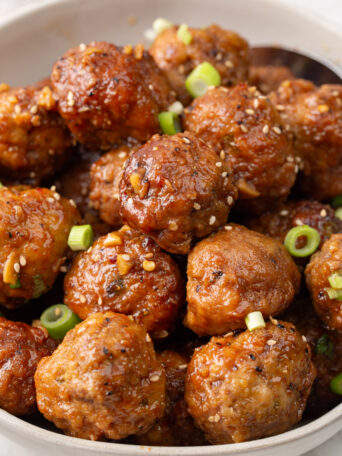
(0, 0), (341, 455)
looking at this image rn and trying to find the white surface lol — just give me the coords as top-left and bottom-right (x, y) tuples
(0, 0), (341, 454)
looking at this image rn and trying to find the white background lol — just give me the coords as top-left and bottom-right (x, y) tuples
(0, 0), (341, 454)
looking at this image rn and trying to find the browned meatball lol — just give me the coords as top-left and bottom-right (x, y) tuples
(285, 299), (342, 416)
(0, 186), (80, 309)
(306, 234), (342, 331)
(249, 65), (294, 94)
(150, 24), (249, 105)
(120, 132), (237, 254)
(269, 79), (342, 200)
(0, 81), (72, 181)
(89, 145), (138, 227)
(133, 350), (206, 446)
(185, 224), (300, 336)
(51, 42), (173, 149)
(0, 318), (56, 415)
(248, 200), (342, 248)
(184, 85), (296, 213)
(185, 321), (315, 444)
(64, 226), (184, 338)
(35, 312), (165, 440)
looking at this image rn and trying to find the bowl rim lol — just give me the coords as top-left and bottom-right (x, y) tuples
(0, 0), (341, 452)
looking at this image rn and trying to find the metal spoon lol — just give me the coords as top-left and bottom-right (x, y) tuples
(251, 46), (342, 85)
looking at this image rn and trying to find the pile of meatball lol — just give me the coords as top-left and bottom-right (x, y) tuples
(0, 21), (342, 447)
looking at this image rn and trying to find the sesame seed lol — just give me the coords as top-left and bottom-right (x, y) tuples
(273, 126), (282, 135)
(294, 218), (304, 226)
(267, 339), (276, 346)
(262, 124), (269, 134)
(280, 210), (289, 216)
(193, 202), (201, 210)
(248, 86), (256, 93)
(320, 209), (327, 217)
(240, 124), (248, 133)
(209, 215), (216, 225)
(148, 84), (154, 91)
(220, 150), (225, 160)
(59, 265), (67, 273)
(150, 375), (160, 382)
(221, 171), (228, 177)
(216, 52), (223, 60)
(121, 254), (131, 261)
(69, 199), (76, 207)
(216, 162), (222, 168)
(30, 105), (38, 114)
(54, 193), (61, 200)
(29, 171), (36, 178)
(183, 137), (191, 144)
(224, 225), (232, 230)
(225, 60), (234, 68)
(128, 197), (133, 205)
(178, 364), (187, 369)
(143, 260), (156, 272)
(67, 91), (75, 107)
(332, 90), (339, 96)
(286, 156), (294, 163)
(146, 334), (152, 342)
(145, 252), (154, 259)
(276, 104), (285, 111)
(50, 185), (56, 191)
(14, 104), (21, 114)
(118, 151), (127, 159)
(169, 221), (178, 231)
(19, 255), (26, 266)
(270, 316), (278, 325)
(79, 294), (86, 303)
(98, 296), (103, 305)
(208, 416), (215, 423)
(302, 335), (307, 342)
(79, 43), (86, 51)
(245, 108), (255, 115)
(272, 377), (281, 382)
(227, 196), (234, 205)
(253, 99), (259, 109)
(13, 263), (20, 273)
(294, 165), (299, 173)
(46, 197), (55, 203)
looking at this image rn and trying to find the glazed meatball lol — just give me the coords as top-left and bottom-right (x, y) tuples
(0, 318), (56, 415)
(285, 299), (342, 416)
(184, 85), (296, 213)
(35, 312), (165, 440)
(0, 186), (80, 309)
(64, 226), (184, 338)
(185, 224), (300, 335)
(150, 24), (249, 105)
(249, 65), (294, 94)
(120, 132), (237, 254)
(89, 145), (138, 227)
(306, 234), (342, 331)
(269, 79), (342, 200)
(51, 42), (173, 149)
(0, 81), (72, 181)
(133, 350), (206, 446)
(248, 200), (342, 248)
(185, 321), (316, 444)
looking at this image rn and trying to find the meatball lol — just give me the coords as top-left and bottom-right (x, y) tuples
(120, 132), (237, 254)
(89, 145), (138, 227)
(248, 200), (342, 248)
(64, 226), (184, 338)
(35, 312), (165, 440)
(249, 65), (294, 94)
(133, 350), (206, 446)
(150, 24), (249, 105)
(306, 233), (342, 332)
(184, 85), (296, 213)
(51, 42), (173, 149)
(0, 186), (80, 309)
(0, 318), (56, 415)
(185, 224), (300, 336)
(269, 79), (342, 200)
(285, 299), (342, 416)
(0, 81), (72, 181)
(185, 321), (316, 444)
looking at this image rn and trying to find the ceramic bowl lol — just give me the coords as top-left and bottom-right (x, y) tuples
(0, 0), (341, 455)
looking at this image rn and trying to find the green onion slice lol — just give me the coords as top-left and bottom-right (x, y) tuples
(284, 225), (320, 258)
(68, 224), (94, 251)
(331, 194), (342, 208)
(328, 272), (342, 289)
(245, 311), (266, 331)
(330, 372), (342, 395)
(40, 304), (81, 340)
(185, 62), (221, 98)
(33, 274), (46, 298)
(152, 18), (173, 35)
(177, 24), (192, 45)
(158, 111), (182, 135)
(315, 334), (334, 358)
(326, 287), (342, 301)
(335, 207), (342, 221)
(9, 277), (21, 289)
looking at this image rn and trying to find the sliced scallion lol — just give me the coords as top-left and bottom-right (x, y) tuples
(331, 194), (342, 208)
(158, 111), (182, 135)
(326, 287), (342, 300)
(315, 334), (334, 358)
(9, 277), (21, 289)
(335, 207), (342, 221)
(328, 272), (342, 289)
(68, 225), (94, 251)
(284, 225), (320, 258)
(185, 62), (221, 98)
(152, 18), (173, 35)
(177, 24), (192, 45)
(33, 274), (46, 299)
(330, 372), (342, 395)
(245, 311), (266, 331)
(40, 304), (81, 340)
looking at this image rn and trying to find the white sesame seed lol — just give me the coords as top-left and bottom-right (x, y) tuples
(221, 171), (228, 177)
(150, 375), (160, 382)
(69, 199), (76, 207)
(320, 209), (327, 217)
(79, 294), (86, 303)
(208, 416), (215, 423)
(118, 151), (127, 159)
(50, 185), (56, 192)
(262, 124), (269, 134)
(13, 263), (20, 273)
(216, 52), (223, 61)
(209, 215), (216, 225)
(245, 108), (255, 115)
(302, 335), (307, 342)
(59, 265), (67, 273)
(294, 218), (304, 226)
(225, 225), (232, 231)
(216, 162), (222, 168)
(128, 197), (133, 205)
(30, 105), (38, 114)
(193, 202), (201, 210)
(276, 104), (285, 111)
(121, 254), (131, 261)
(273, 126), (282, 135)
(280, 210), (289, 216)
(148, 84), (154, 91)
(54, 193), (61, 200)
(294, 165), (299, 173)
(79, 43), (86, 51)
(270, 316), (278, 325)
(240, 124), (248, 133)
(46, 197), (55, 203)
(14, 104), (21, 114)
(286, 156), (294, 162)
(220, 150), (225, 160)
(332, 90), (339, 96)
(214, 414), (220, 422)
(19, 255), (26, 267)
(146, 334), (152, 342)
(227, 196), (234, 205)
(29, 171), (36, 178)
(183, 137), (191, 144)
(98, 296), (103, 305)
(253, 99), (259, 109)
(272, 377), (282, 382)
(267, 339), (276, 346)
(67, 91), (75, 107)
(225, 60), (234, 68)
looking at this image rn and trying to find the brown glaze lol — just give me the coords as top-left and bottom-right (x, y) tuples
(0, 318), (56, 415)
(185, 321), (316, 443)
(0, 186), (80, 309)
(64, 226), (184, 338)
(269, 79), (342, 200)
(150, 24), (249, 105)
(35, 312), (165, 440)
(249, 65), (294, 94)
(305, 233), (342, 331)
(51, 42), (173, 149)
(0, 81), (72, 181)
(120, 132), (237, 254)
(184, 85), (296, 213)
(185, 224), (300, 335)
